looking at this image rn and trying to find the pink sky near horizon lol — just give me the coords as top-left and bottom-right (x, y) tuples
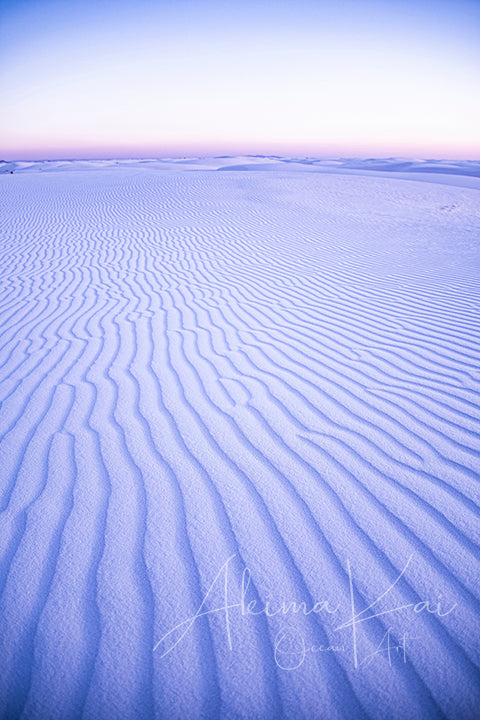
(3, 142), (480, 163)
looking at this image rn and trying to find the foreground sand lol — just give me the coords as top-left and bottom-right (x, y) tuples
(0, 162), (479, 719)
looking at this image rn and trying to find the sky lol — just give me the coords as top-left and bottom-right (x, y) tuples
(0, 0), (479, 160)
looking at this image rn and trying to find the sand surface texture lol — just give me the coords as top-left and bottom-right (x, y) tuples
(0, 161), (479, 719)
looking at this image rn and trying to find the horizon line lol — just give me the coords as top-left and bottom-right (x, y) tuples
(2, 153), (480, 163)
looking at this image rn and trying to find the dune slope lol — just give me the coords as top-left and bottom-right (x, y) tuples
(0, 166), (479, 719)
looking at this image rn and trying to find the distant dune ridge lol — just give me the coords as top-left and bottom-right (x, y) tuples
(0, 159), (479, 719)
(2, 155), (480, 186)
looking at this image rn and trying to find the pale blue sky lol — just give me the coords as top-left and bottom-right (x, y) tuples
(1, 0), (479, 159)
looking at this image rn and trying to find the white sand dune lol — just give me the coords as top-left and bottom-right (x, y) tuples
(0, 161), (479, 719)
